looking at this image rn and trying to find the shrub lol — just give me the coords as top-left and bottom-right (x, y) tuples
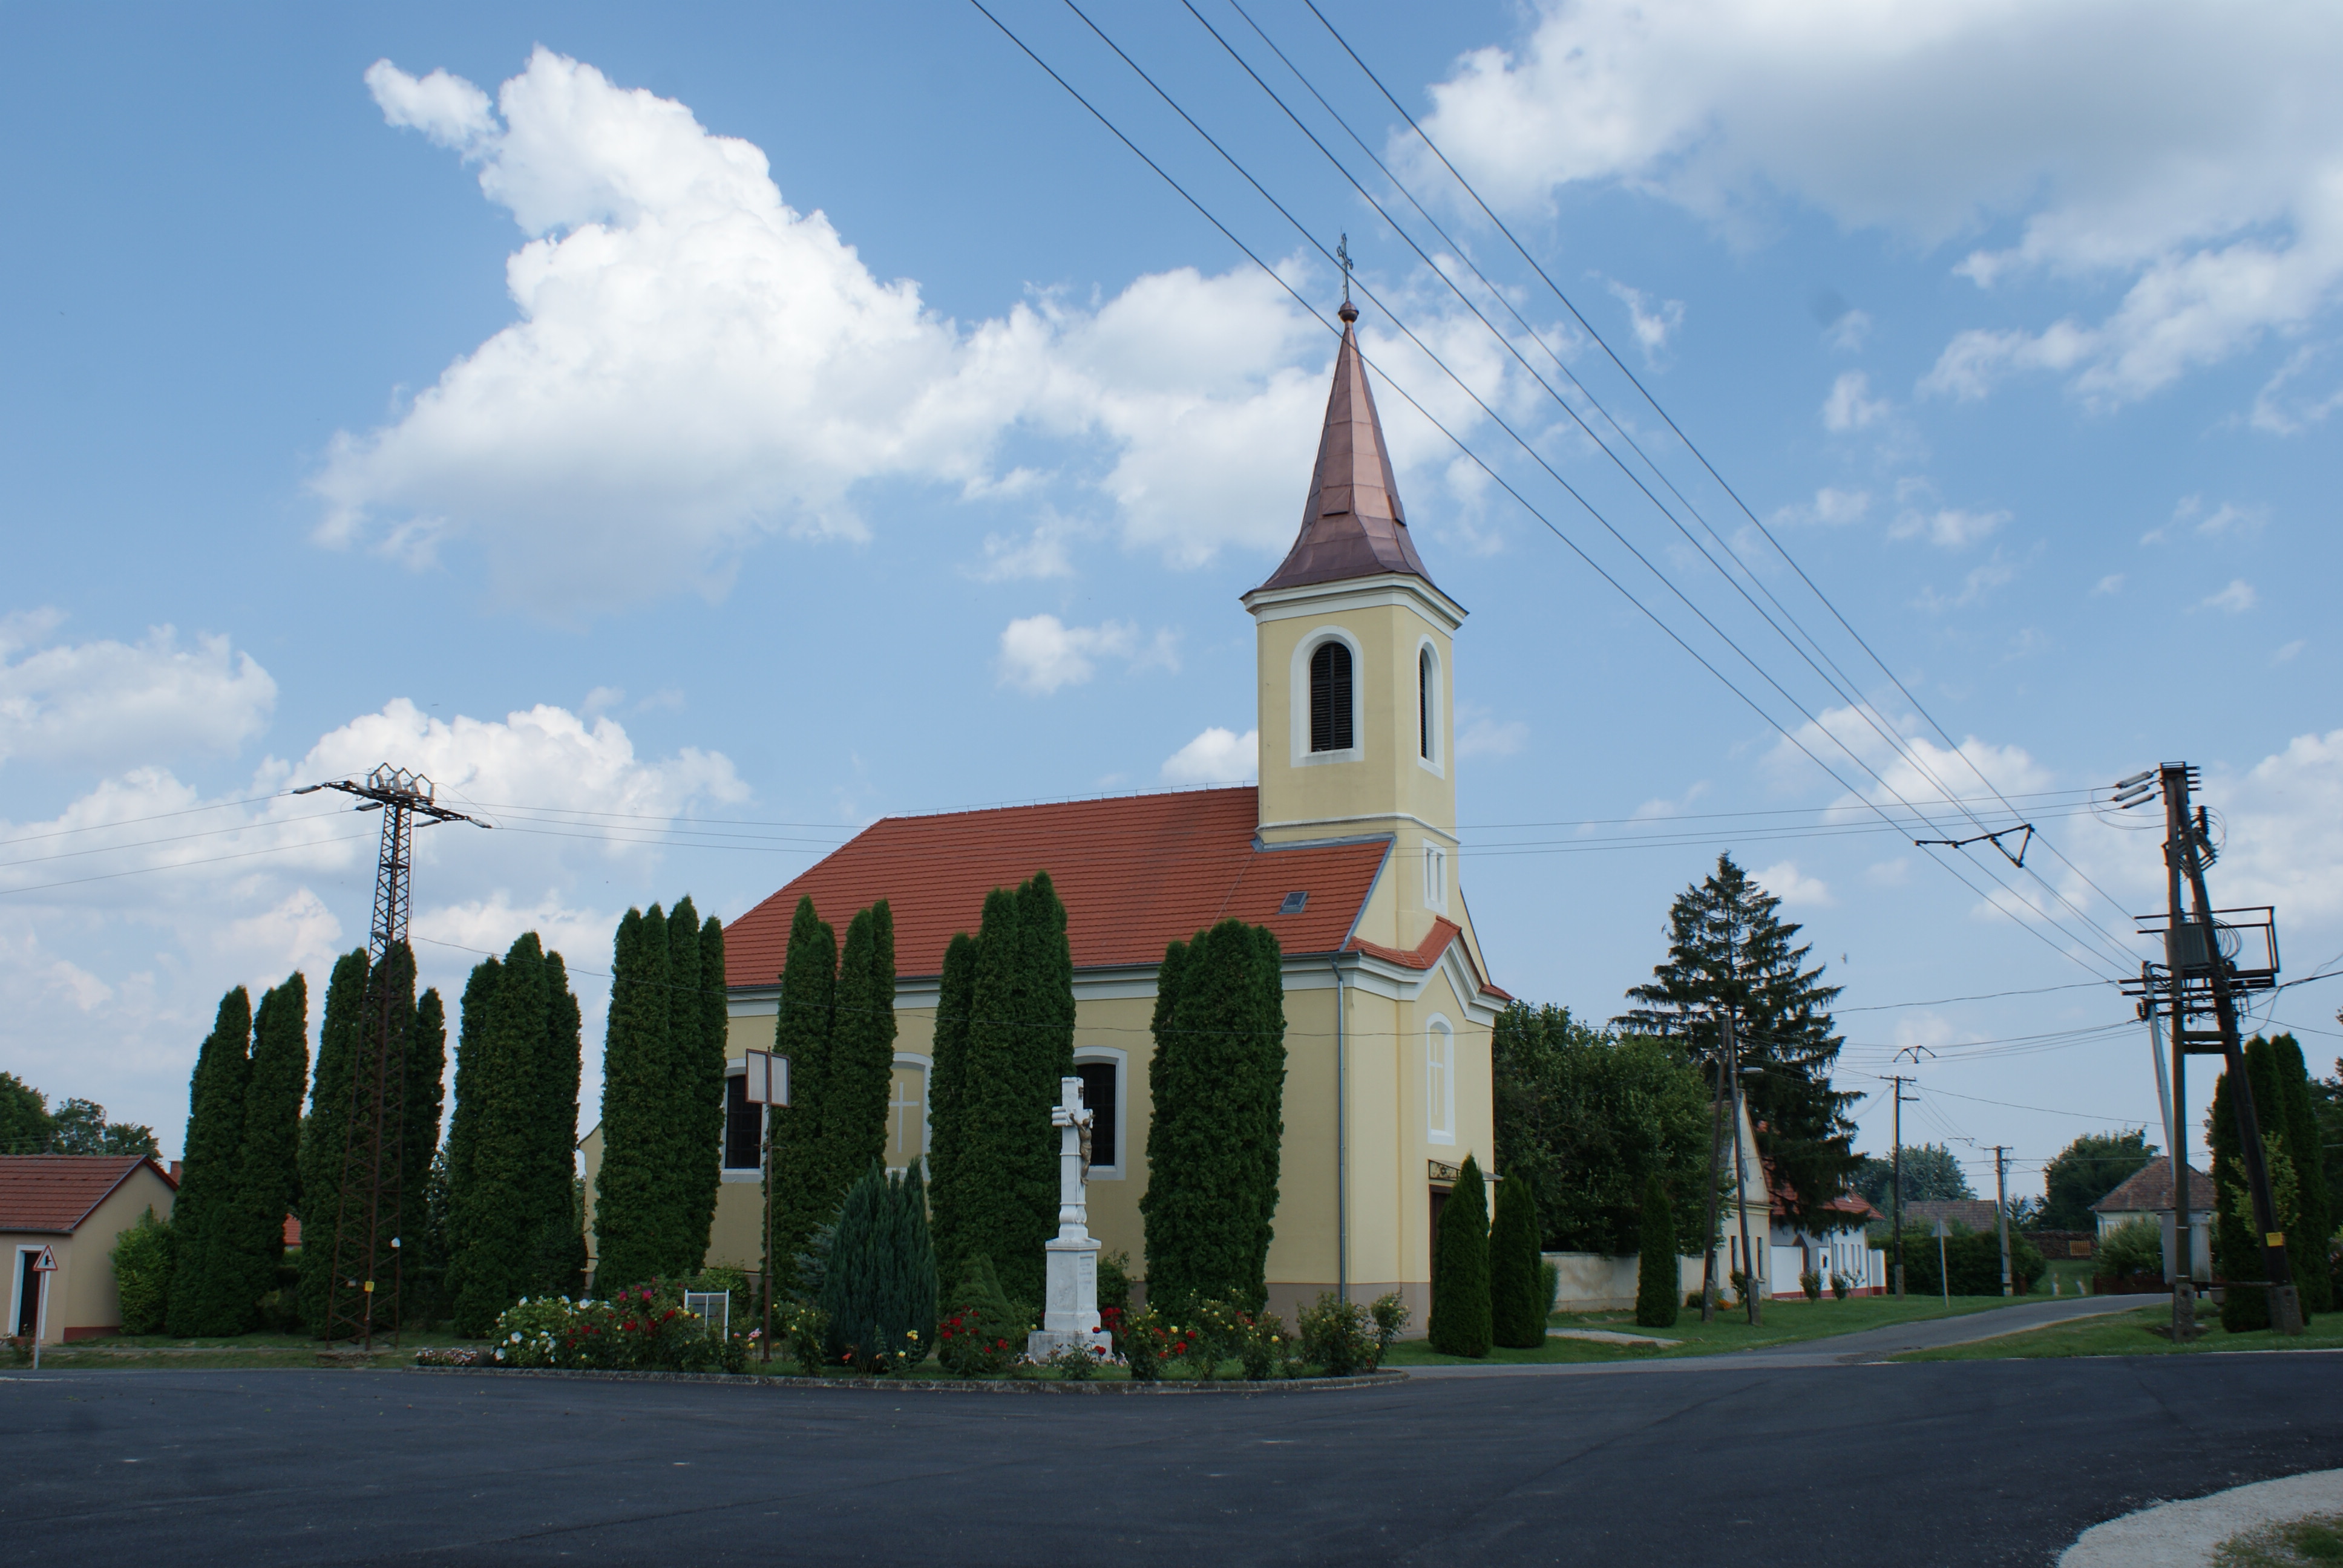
(1299, 1293), (1372, 1376)
(111, 1206), (173, 1336)
(1489, 1175), (1545, 1348)
(1115, 1305), (1168, 1381)
(937, 1254), (1026, 1378)
(1829, 1272), (1850, 1301)
(1634, 1172), (1679, 1329)
(1096, 1250), (1131, 1351)
(1428, 1154), (1492, 1356)
(774, 1300), (828, 1374)
(1538, 1259), (1559, 1319)
(1366, 1292), (1409, 1368)
(820, 1160), (938, 1375)
(2094, 1218), (2164, 1282)
(1042, 1340), (1106, 1380)
(1799, 1270), (1823, 1301)
(486, 1290), (745, 1373)
(1893, 1229), (2046, 1296)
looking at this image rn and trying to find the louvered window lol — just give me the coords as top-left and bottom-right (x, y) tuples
(1309, 641), (1354, 752)
(1419, 647), (1432, 759)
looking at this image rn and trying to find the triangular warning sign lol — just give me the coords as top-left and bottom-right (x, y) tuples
(31, 1246), (56, 1271)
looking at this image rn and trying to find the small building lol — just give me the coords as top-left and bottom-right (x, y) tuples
(2092, 1160), (2214, 1282)
(0, 1155), (177, 1342)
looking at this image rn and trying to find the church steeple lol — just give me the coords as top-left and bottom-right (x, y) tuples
(1256, 302), (1436, 595)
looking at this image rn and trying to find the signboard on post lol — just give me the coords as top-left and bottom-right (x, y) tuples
(742, 1049), (789, 1107)
(31, 1246), (55, 1273)
(28, 1246), (56, 1370)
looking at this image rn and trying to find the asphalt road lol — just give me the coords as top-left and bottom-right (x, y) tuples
(8, 1352), (2341, 1566)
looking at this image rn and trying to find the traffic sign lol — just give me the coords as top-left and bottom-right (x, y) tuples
(30, 1246), (55, 1273)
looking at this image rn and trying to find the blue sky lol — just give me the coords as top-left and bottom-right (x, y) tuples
(4, 1), (2338, 1201)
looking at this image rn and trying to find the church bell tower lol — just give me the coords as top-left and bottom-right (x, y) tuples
(1241, 301), (1467, 953)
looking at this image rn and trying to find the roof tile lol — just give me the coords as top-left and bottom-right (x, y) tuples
(0, 1155), (172, 1234)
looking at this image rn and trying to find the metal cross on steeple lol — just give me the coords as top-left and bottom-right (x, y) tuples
(1336, 232), (1353, 304)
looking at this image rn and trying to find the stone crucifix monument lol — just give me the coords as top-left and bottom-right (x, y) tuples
(1027, 1075), (1112, 1362)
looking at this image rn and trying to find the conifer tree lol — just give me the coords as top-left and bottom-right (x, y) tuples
(169, 987), (254, 1336)
(447, 934), (585, 1333)
(1488, 1169), (1545, 1347)
(1634, 1172), (1680, 1329)
(1141, 920), (1286, 1313)
(684, 910), (729, 1270)
(765, 898), (839, 1278)
(828, 903), (899, 1198)
(1620, 853), (1858, 1224)
(2271, 1034), (2333, 1315)
(820, 1158), (938, 1371)
(438, 953), (499, 1298)
(401, 982), (447, 1325)
(1427, 1152), (1492, 1357)
(299, 950), (368, 1335)
(926, 932), (978, 1275)
(229, 973), (309, 1331)
(594, 905), (672, 1291)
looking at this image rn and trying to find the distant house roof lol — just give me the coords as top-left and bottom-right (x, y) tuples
(1904, 1199), (2001, 1233)
(2093, 1161), (2215, 1215)
(724, 786), (1506, 998)
(0, 1155), (174, 1235)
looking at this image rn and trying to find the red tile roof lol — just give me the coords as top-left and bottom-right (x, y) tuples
(726, 786), (1401, 987)
(0, 1155), (174, 1234)
(2093, 1161), (2214, 1214)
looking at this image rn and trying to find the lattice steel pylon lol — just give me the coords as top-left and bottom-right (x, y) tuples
(293, 766), (486, 1348)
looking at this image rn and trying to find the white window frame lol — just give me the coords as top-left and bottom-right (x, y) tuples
(1425, 1016), (1455, 1145)
(1423, 844), (1449, 912)
(1414, 635), (1444, 776)
(1289, 627), (1365, 767)
(887, 1052), (931, 1169)
(1072, 1047), (1128, 1180)
(11, 1243), (45, 1341)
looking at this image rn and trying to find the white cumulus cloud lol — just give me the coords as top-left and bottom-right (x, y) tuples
(1161, 727), (1258, 785)
(1890, 507), (2008, 550)
(0, 614), (277, 770)
(995, 615), (1174, 696)
(2201, 579), (2258, 614)
(1821, 371), (1890, 433)
(1754, 860), (1833, 909)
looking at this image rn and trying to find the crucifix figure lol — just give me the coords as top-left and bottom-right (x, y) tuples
(1030, 1075), (1112, 1361)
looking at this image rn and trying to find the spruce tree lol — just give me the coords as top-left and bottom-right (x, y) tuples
(827, 902), (899, 1198)
(1489, 1169), (1545, 1347)
(765, 898), (839, 1279)
(1141, 920), (1286, 1313)
(1620, 853), (1859, 1225)
(683, 909), (730, 1272)
(1634, 1171), (1680, 1330)
(2270, 1034), (2333, 1315)
(298, 950), (369, 1335)
(169, 987), (254, 1336)
(1427, 1152), (1492, 1357)
(820, 1158), (938, 1371)
(230, 973), (309, 1331)
(926, 931), (978, 1276)
(594, 905), (671, 1291)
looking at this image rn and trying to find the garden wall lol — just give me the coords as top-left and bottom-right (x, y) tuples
(1544, 1252), (1705, 1312)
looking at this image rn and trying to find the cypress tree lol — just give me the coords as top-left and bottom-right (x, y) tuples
(169, 987), (254, 1336)
(828, 903), (899, 1198)
(1141, 920), (1285, 1313)
(448, 933), (583, 1333)
(439, 954), (499, 1302)
(2271, 1034), (2332, 1316)
(682, 910), (730, 1272)
(1427, 1152), (1492, 1357)
(401, 982), (447, 1325)
(230, 973), (310, 1331)
(1489, 1169), (1546, 1346)
(299, 950), (369, 1336)
(766, 898), (839, 1279)
(594, 906), (670, 1291)
(2210, 1044), (2292, 1333)
(926, 931), (978, 1276)
(1634, 1171), (1680, 1330)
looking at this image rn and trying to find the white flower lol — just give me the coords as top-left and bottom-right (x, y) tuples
(509, 1331), (522, 1344)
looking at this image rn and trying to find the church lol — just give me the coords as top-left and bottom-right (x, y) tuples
(703, 301), (1506, 1324)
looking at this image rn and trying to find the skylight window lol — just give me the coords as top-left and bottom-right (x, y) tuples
(1279, 890), (1309, 915)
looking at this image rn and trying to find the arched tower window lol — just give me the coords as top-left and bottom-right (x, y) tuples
(1419, 647), (1432, 759)
(1309, 641), (1354, 753)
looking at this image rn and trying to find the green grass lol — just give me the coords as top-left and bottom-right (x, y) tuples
(2215, 1512), (2343, 1567)
(11, 1328), (468, 1371)
(1382, 1294), (2020, 1368)
(1895, 1304), (2343, 1362)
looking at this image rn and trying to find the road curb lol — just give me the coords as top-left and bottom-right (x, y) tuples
(2061, 1468), (2343, 1567)
(407, 1364), (1410, 1394)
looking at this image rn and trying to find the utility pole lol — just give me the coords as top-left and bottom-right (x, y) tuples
(2115, 762), (2296, 1336)
(293, 766), (485, 1350)
(1726, 1013), (1761, 1327)
(1992, 1146), (2013, 1297)
(1698, 1024), (1728, 1324)
(1886, 1063), (1924, 1300)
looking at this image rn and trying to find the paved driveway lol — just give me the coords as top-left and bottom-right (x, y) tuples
(6, 1351), (2339, 1566)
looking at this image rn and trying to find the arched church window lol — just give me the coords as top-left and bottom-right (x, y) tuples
(1309, 641), (1354, 753)
(1419, 647), (1432, 760)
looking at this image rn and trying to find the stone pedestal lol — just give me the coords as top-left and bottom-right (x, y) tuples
(1027, 1076), (1113, 1362)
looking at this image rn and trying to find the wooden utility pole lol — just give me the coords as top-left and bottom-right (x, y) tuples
(1698, 1030), (1727, 1324)
(1726, 1013), (1761, 1327)
(1887, 1075), (1918, 1299)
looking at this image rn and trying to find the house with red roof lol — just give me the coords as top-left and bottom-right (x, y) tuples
(1, 1155), (177, 1342)
(591, 301), (1509, 1324)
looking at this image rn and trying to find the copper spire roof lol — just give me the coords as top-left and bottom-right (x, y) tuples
(1256, 304), (1435, 594)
